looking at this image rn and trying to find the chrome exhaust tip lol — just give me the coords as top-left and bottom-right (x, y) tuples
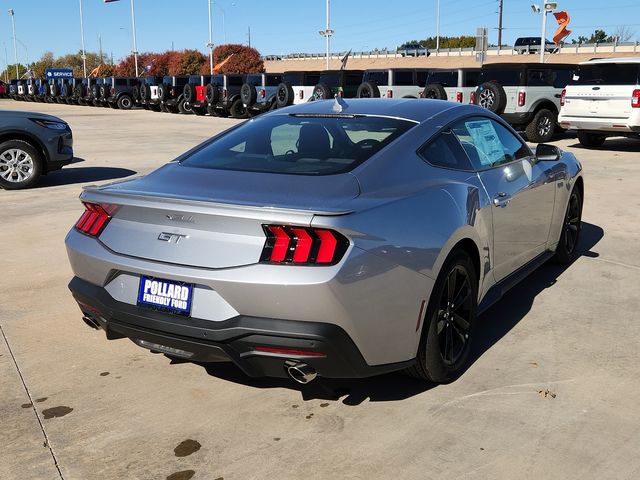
(285, 360), (317, 384)
(82, 315), (100, 330)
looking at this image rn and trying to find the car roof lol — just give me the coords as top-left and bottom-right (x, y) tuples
(482, 62), (576, 69)
(274, 98), (464, 123)
(580, 56), (640, 65)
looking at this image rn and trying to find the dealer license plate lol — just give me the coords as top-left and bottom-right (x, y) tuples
(137, 276), (193, 316)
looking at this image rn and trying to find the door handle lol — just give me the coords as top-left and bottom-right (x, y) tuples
(493, 192), (512, 207)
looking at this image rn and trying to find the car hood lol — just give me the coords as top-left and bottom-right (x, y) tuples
(94, 162), (361, 213)
(0, 110), (66, 123)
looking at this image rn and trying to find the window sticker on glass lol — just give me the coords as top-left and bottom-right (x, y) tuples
(464, 120), (504, 166)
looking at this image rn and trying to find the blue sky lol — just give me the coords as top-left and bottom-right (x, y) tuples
(1, 0), (639, 66)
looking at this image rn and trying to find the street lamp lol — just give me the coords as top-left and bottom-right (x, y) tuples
(129, 0), (139, 76)
(8, 9), (18, 79)
(207, 1), (214, 74)
(79, 0), (87, 77)
(531, 1), (557, 63)
(318, 0), (334, 70)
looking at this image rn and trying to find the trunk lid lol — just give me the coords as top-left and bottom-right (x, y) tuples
(83, 163), (359, 269)
(563, 85), (636, 118)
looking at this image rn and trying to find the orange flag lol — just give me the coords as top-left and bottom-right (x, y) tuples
(213, 54), (234, 74)
(553, 11), (571, 45)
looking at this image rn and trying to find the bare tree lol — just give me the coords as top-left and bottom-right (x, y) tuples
(612, 25), (635, 43)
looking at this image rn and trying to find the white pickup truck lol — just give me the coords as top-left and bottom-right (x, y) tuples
(558, 57), (640, 147)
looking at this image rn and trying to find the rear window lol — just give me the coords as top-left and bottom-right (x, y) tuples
(304, 73), (321, 85)
(211, 75), (224, 85)
(426, 71), (458, 87)
(115, 78), (127, 86)
(174, 77), (189, 86)
(319, 73), (340, 86)
(463, 70), (481, 87)
(162, 76), (172, 85)
(478, 69), (522, 86)
(227, 76), (243, 86)
(415, 71), (429, 86)
(571, 64), (640, 86)
(394, 71), (414, 86)
(246, 74), (262, 85)
(189, 75), (202, 84)
(346, 73), (363, 86)
(363, 71), (389, 85)
(181, 114), (416, 176)
(265, 75), (282, 86)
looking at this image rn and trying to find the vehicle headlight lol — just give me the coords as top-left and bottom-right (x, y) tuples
(30, 119), (68, 130)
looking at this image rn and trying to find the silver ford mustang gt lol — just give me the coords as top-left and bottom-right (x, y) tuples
(65, 98), (583, 384)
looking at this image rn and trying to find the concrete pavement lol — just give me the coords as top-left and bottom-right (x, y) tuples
(1, 99), (639, 480)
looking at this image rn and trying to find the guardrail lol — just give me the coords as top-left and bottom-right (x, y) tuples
(264, 41), (640, 61)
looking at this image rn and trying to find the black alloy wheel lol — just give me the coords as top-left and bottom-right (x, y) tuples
(437, 265), (473, 366)
(554, 188), (582, 264)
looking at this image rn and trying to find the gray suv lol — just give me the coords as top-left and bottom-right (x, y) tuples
(0, 110), (73, 189)
(473, 63), (576, 143)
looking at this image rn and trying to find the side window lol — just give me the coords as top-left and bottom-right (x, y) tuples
(451, 117), (531, 169)
(394, 71), (413, 86)
(552, 68), (573, 88)
(415, 71), (429, 86)
(418, 131), (473, 171)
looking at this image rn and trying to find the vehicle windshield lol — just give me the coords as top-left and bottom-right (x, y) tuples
(571, 64), (640, 86)
(180, 114), (416, 176)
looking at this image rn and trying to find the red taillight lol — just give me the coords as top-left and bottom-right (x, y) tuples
(253, 346), (326, 358)
(299, 89), (304, 99)
(170, 87), (176, 97)
(456, 92), (463, 103)
(560, 88), (566, 107)
(632, 89), (640, 108)
(260, 88), (266, 98)
(110, 87), (115, 95)
(518, 90), (526, 107)
(386, 89), (393, 98)
(74, 202), (118, 237)
(223, 88), (228, 99)
(470, 91), (476, 104)
(260, 225), (348, 265)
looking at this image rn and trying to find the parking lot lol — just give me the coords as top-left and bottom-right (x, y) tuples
(1, 99), (640, 480)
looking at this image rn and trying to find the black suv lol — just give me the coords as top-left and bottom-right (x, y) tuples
(103, 77), (139, 110)
(158, 76), (192, 114)
(312, 70), (364, 100)
(208, 74), (247, 118)
(138, 76), (164, 111)
(473, 63), (576, 142)
(358, 68), (430, 99)
(181, 75), (212, 115)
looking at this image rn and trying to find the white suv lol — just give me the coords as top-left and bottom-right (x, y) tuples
(422, 68), (480, 104)
(558, 57), (640, 147)
(273, 71), (322, 107)
(357, 69), (430, 99)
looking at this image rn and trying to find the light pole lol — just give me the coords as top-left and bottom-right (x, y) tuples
(531, 1), (557, 63)
(130, 0), (139, 76)
(318, 0), (334, 70)
(8, 9), (18, 79)
(79, 0), (87, 77)
(436, 0), (440, 53)
(207, 1), (214, 74)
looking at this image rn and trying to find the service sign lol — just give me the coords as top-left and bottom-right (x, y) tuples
(45, 69), (74, 79)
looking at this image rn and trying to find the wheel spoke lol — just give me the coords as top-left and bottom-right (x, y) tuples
(452, 278), (470, 309)
(447, 269), (457, 303)
(452, 312), (470, 331)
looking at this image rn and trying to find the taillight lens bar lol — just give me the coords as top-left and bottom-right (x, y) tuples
(260, 225), (349, 265)
(470, 91), (476, 104)
(75, 202), (118, 237)
(632, 89), (640, 108)
(260, 88), (266, 98)
(456, 91), (463, 103)
(518, 90), (526, 107)
(560, 88), (566, 107)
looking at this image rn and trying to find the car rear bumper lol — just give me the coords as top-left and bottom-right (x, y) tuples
(558, 114), (640, 133)
(69, 276), (414, 379)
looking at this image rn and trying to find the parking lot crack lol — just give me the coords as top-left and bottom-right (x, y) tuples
(0, 324), (65, 480)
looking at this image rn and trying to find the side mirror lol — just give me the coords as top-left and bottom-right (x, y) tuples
(535, 143), (561, 161)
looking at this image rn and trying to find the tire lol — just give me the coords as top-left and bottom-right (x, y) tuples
(74, 84), (85, 98)
(50, 83), (59, 97)
(192, 105), (207, 116)
(275, 82), (294, 107)
(241, 83), (258, 106)
(140, 85), (150, 101)
(356, 81), (380, 98)
(207, 105), (222, 117)
(422, 83), (447, 100)
(91, 85), (98, 99)
(553, 187), (583, 265)
(229, 98), (248, 119)
(577, 131), (606, 148)
(525, 108), (556, 143)
(183, 84), (196, 102)
(99, 85), (108, 99)
(117, 95), (133, 110)
(205, 83), (220, 105)
(475, 81), (507, 114)
(312, 83), (332, 100)
(132, 85), (140, 101)
(0, 140), (43, 190)
(178, 98), (193, 114)
(405, 249), (478, 383)
(157, 83), (168, 102)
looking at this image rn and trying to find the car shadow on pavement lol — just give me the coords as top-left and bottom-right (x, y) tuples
(195, 222), (603, 405)
(567, 137), (640, 152)
(36, 161), (136, 188)
(468, 221), (604, 370)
